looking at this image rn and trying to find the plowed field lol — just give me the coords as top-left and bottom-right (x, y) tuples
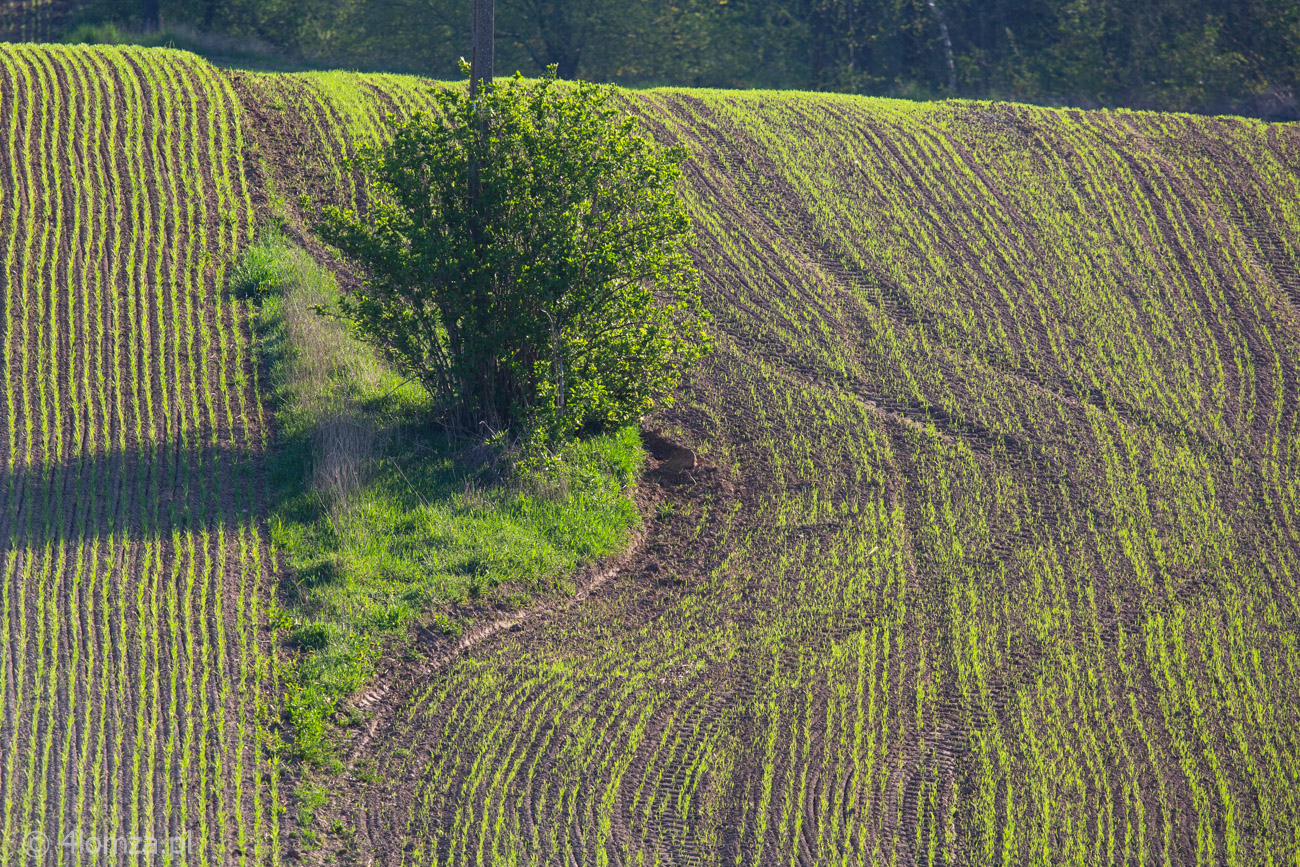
(237, 73), (1300, 865)
(3, 43), (1299, 866)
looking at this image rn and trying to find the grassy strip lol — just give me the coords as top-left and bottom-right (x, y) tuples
(236, 234), (644, 766)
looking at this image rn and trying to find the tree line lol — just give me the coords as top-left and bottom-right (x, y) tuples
(60, 0), (1300, 117)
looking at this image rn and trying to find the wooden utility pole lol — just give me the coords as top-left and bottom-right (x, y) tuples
(468, 0), (494, 240)
(469, 0), (494, 97)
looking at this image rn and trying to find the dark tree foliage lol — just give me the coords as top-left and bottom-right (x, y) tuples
(49, 0), (1300, 117)
(319, 70), (710, 438)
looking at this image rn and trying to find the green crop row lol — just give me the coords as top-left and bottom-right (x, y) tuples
(0, 44), (279, 866)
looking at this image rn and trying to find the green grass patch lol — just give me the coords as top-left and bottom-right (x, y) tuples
(237, 234), (643, 763)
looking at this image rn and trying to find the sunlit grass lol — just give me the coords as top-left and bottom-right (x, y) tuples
(240, 234), (643, 762)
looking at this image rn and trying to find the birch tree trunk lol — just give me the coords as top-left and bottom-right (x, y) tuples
(926, 0), (957, 94)
(468, 0), (494, 244)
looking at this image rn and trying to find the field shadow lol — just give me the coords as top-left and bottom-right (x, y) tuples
(263, 418), (497, 526)
(0, 439), (266, 552)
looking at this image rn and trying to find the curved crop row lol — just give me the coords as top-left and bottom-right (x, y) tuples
(4, 48), (1295, 866)
(233, 71), (1300, 865)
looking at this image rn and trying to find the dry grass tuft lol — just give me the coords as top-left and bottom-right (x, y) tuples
(280, 275), (386, 415)
(311, 413), (376, 515)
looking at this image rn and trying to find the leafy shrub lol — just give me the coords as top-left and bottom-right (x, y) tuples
(320, 67), (710, 439)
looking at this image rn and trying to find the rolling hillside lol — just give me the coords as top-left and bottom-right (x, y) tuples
(4, 44), (1300, 865)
